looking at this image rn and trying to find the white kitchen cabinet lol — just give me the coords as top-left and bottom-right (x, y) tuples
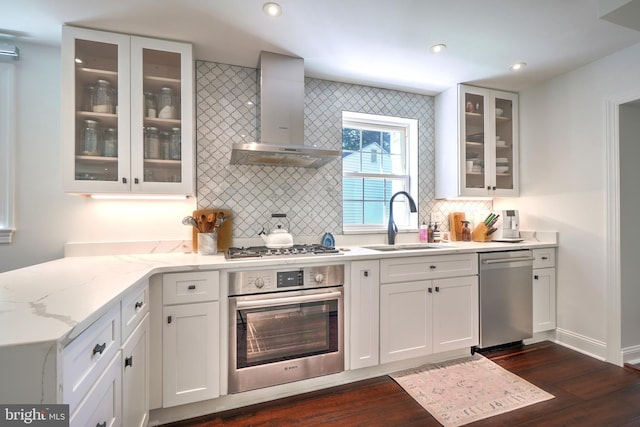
(349, 260), (380, 370)
(61, 26), (193, 195)
(379, 254), (478, 364)
(533, 248), (556, 333)
(122, 314), (149, 427)
(435, 84), (519, 198)
(162, 272), (220, 407)
(380, 280), (432, 363)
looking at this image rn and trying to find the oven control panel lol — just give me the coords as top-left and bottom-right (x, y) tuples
(228, 264), (344, 296)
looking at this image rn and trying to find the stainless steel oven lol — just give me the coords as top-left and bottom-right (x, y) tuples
(228, 265), (344, 393)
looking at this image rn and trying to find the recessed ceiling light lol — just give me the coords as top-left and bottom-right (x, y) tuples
(263, 2), (282, 17)
(509, 62), (527, 71)
(430, 44), (446, 54)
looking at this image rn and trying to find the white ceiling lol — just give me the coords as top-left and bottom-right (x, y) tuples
(2, 0), (640, 95)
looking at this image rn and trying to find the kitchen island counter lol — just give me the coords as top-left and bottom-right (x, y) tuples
(0, 234), (556, 348)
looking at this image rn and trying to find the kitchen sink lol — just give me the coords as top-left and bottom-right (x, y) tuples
(363, 243), (450, 251)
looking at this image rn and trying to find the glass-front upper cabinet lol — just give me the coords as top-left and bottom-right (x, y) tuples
(62, 26), (193, 195)
(435, 84), (519, 198)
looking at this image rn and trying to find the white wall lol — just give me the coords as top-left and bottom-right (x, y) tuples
(0, 42), (195, 273)
(495, 41), (640, 360)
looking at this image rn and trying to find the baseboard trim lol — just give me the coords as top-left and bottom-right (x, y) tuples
(555, 328), (607, 362)
(622, 344), (640, 364)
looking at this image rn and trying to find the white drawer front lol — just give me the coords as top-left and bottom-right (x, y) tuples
(63, 304), (121, 414)
(380, 253), (478, 283)
(163, 271), (220, 305)
(69, 349), (122, 427)
(533, 248), (556, 269)
(122, 281), (149, 341)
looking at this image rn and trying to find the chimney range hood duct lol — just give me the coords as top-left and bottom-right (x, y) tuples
(230, 51), (341, 168)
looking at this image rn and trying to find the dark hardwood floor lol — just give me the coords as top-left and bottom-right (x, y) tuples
(163, 341), (640, 426)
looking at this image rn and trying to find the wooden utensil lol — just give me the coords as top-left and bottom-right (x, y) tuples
(191, 208), (233, 252)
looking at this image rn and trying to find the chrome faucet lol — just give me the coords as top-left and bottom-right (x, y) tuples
(388, 191), (418, 245)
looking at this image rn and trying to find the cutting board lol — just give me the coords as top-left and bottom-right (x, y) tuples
(449, 212), (466, 241)
(191, 209), (233, 252)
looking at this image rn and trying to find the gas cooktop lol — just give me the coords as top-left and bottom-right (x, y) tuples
(225, 244), (341, 260)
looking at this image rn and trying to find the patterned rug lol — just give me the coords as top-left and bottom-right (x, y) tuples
(390, 354), (554, 426)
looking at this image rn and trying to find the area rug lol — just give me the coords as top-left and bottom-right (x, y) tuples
(390, 354), (554, 426)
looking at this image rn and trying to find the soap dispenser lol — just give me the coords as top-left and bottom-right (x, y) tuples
(433, 222), (441, 243)
(419, 221), (428, 242)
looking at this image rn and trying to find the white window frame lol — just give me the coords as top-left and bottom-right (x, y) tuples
(342, 111), (418, 234)
(0, 63), (15, 243)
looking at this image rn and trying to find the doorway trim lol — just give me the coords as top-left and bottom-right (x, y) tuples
(605, 90), (640, 366)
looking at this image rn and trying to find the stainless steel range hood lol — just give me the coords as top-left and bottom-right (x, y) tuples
(230, 51), (341, 168)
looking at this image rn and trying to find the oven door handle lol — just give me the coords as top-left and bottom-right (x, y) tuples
(236, 291), (342, 310)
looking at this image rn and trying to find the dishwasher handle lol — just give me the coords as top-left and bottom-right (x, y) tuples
(481, 256), (535, 265)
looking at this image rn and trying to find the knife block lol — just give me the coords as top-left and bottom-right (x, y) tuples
(472, 223), (493, 242)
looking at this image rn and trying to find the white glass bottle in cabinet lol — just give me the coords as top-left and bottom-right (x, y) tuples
(435, 84), (519, 198)
(61, 26), (193, 195)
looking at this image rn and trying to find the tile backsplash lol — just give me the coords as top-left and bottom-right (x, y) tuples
(195, 60), (490, 243)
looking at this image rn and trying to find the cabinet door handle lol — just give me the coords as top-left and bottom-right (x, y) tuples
(134, 178), (139, 184)
(188, 284), (196, 290)
(125, 356), (133, 368)
(541, 256), (548, 260)
(92, 342), (106, 356)
(97, 422), (107, 427)
(428, 287), (433, 293)
(435, 286), (440, 292)
(167, 315), (172, 324)
(363, 270), (369, 278)
(534, 275), (539, 280)
(492, 186), (497, 190)
(122, 177), (127, 184)
(429, 265), (437, 270)
(134, 301), (143, 310)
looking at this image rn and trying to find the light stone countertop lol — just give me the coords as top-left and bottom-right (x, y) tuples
(0, 233), (557, 348)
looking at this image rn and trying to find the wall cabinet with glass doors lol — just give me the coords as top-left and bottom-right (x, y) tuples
(61, 26), (193, 195)
(435, 84), (519, 198)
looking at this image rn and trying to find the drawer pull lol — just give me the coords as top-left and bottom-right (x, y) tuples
(92, 343), (106, 356)
(125, 356), (133, 368)
(534, 275), (539, 280)
(541, 256), (549, 260)
(429, 265), (437, 270)
(97, 422), (107, 427)
(188, 284), (196, 290)
(134, 301), (143, 310)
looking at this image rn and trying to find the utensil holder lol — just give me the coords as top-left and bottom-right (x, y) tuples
(197, 232), (217, 255)
(471, 223), (493, 242)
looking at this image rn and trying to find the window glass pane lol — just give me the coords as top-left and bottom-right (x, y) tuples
(343, 178), (363, 200)
(342, 127), (361, 151)
(363, 178), (384, 201)
(343, 201), (363, 225)
(363, 201), (386, 225)
(342, 151), (362, 173)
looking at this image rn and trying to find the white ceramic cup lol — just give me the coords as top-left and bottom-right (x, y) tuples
(466, 160), (474, 173)
(198, 232), (217, 255)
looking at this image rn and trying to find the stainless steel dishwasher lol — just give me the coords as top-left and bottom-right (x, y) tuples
(478, 250), (535, 349)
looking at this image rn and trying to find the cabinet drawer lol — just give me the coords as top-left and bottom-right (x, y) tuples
(122, 280), (149, 341)
(380, 253), (478, 284)
(533, 248), (555, 269)
(69, 349), (122, 427)
(63, 304), (121, 414)
(163, 271), (219, 305)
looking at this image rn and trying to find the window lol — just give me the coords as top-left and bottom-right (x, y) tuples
(342, 111), (418, 233)
(0, 62), (15, 243)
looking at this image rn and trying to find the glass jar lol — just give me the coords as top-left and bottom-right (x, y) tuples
(145, 127), (160, 159)
(81, 120), (99, 156)
(102, 128), (118, 157)
(160, 131), (170, 160)
(93, 79), (113, 114)
(144, 92), (157, 118)
(169, 127), (181, 160)
(83, 85), (95, 112)
(158, 87), (177, 119)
